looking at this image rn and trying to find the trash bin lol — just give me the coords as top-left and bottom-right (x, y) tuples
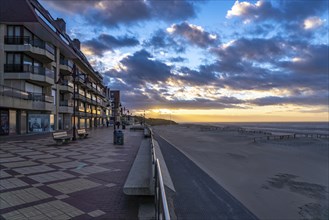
(113, 130), (124, 145)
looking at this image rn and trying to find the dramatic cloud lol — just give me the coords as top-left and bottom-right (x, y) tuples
(303, 17), (325, 30)
(143, 29), (185, 53)
(83, 34), (139, 56)
(169, 57), (187, 63)
(149, 0), (197, 21)
(41, 0), (202, 27)
(41, 0), (328, 114)
(167, 22), (218, 48)
(226, 0), (278, 23)
(227, 0), (328, 23)
(249, 93), (329, 106)
(106, 49), (173, 86)
(277, 44), (329, 78)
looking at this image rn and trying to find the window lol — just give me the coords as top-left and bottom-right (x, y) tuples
(52, 89), (56, 105)
(7, 25), (21, 37)
(6, 53), (22, 64)
(26, 82), (42, 94)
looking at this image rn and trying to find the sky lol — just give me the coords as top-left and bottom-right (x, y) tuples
(40, 0), (329, 122)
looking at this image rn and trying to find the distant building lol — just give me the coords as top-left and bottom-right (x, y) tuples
(0, 0), (113, 135)
(110, 90), (121, 123)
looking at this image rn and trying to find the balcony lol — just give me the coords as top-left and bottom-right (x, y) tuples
(59, 59), (73, 75)
(73, 76), (86, 85)
(4, 36), (55, 63)
(59, 100), (73, 114)
(0, 85), (53, 111)
(58, 80), (74, 93)
(74, 92), (86, 101)
(4, 64), (54, 86)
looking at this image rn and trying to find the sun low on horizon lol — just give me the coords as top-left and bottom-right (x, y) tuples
(41, 0), (329, 123)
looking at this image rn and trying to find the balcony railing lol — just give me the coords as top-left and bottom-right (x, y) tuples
(29, 93), (53, 102)
(61, 80), (74, 88)
(60, 59), (74, 68)
(4, 36), (55, 55)
(59, 100), (73, 107)
(4, 64), (54, 79)
(0, 85), (53, 103)
(0, 84), (30, 100)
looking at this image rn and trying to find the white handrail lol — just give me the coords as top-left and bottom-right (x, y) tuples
(149, 127), (170, 220)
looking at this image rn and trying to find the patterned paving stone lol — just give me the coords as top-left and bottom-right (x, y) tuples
(38, 147), (58, 151)
(2, 161), (38, 168)
(16, 151), (43, 156)
(13, 165), (55, 175)
(0, 187), (51, 208)
(71, 165), (109, 175)
(53, 161), (84, 169)
(27, 154), (55, 160)
(29, 171), (74, 183)
(86, 157), (121, 164)
(39, 157), (70, 164)
(56, 151), (81, 157)
(0, 178), (28, 190)
(88, 209), (106, 217)
(69, 155), (97, 160)
(2, 200), (84, 220)
(55, 194), (69, 200)
(0, 153), (15, 158)
(0, 170), (11, 178)
(0, 157), (25, 163)
(0, 127), (141, 220)
(9, 149), (33, 153)
(48, 178), (101, 194)
(46, 149), (69, 154)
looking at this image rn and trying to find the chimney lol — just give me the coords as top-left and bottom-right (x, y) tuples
(72, 39), (80, 50)
(55, 18), (66, 34)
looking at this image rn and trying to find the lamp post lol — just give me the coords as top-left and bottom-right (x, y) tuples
(72, 64), (77, 141)
(112, 101), (116, 131)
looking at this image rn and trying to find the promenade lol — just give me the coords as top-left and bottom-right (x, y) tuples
(0, 127), (142, 220)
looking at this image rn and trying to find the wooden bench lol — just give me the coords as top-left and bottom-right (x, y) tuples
(52, 131), (71, 145)
(77, 128), (89, 139)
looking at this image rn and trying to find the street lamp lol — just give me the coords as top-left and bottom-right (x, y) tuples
(72, 64), (77, 141)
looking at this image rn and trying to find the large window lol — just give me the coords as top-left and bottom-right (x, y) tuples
(26, 82), (42, 94)
(7, 25), (21, 37)
(28, 113), (50, 133)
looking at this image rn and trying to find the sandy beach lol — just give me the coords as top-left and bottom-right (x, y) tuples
(153, 124), (329, 220)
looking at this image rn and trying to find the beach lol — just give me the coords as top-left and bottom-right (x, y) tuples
(153, 124), (329, 220)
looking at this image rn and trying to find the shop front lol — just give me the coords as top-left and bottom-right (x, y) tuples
(28, 113), (54, 133)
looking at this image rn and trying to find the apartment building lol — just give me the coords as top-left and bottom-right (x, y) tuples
(109, 90), (121, 124)
(0, 0), (114, 136)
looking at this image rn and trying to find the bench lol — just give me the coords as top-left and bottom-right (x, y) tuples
(77, 128), (89, 139)
(144, 127), (151, 138)
(123, 139), (154, 195)
(130, 125), (144, 131)
(52, 131), (71, 145)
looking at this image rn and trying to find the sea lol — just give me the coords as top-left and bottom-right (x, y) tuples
(200, 122), (329, 135)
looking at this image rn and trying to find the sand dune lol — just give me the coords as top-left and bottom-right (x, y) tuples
(154, 124), (329, 220)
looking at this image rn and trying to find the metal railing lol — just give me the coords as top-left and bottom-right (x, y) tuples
(0, 84), (30, 100)
(4, 64), (54, 79)
(0, 85), (53, 103)
(60, 59), (74, 68)
(4, 36), (55, 55)
(60, 80), (74, 88)
(150, 128), (171, 220)
(59, 100), (73, 107)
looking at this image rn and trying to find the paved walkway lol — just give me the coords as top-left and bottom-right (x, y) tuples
(0, 127), (143, 220)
